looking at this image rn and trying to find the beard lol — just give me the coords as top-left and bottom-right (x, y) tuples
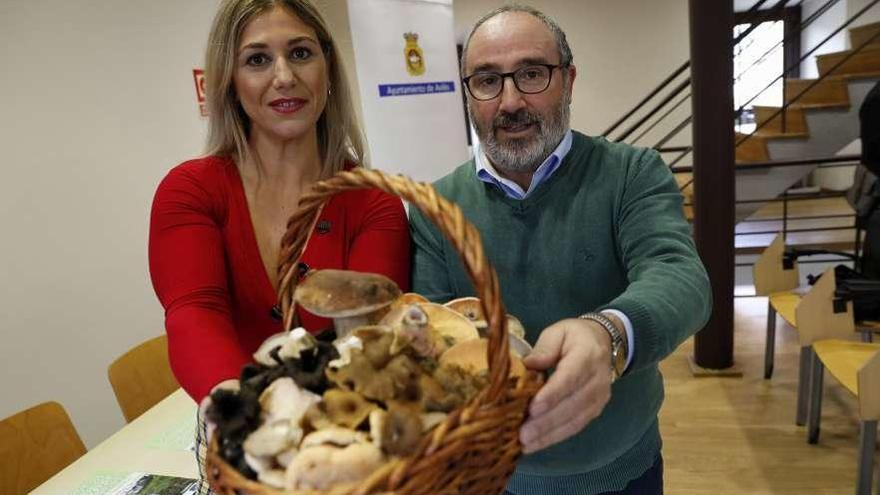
(471, 94), (571, 174)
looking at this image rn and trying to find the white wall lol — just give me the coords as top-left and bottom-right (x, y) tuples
(800, 0), (848, 78)
(1, 0), (692, 448)
(848, 0), (880, 33)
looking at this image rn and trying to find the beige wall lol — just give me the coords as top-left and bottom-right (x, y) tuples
(1, 0), (691, 448)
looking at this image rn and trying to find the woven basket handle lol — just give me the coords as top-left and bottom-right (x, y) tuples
(275, 168), (512, 402)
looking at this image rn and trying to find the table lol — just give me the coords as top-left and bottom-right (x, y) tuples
(31, 389), (199, 494)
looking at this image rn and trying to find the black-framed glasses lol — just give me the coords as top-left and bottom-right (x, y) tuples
(462, 63), (567, 101)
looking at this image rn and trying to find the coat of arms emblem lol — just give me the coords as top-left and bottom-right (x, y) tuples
(404, 32), (425, 76)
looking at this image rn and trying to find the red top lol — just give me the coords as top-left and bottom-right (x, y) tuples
(149, 156), (411, 401)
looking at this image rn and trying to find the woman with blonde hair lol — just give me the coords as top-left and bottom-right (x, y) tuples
(148, 0), (410, 489)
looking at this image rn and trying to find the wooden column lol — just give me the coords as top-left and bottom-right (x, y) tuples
(690, 0), (736, 369)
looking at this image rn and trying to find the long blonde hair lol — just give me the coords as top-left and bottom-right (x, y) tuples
(204, 0), (365, 175)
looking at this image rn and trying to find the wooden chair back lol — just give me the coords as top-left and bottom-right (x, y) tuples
(858, 350), (880, 421)
(796, 267), (856, 346)
(0, 401), (86, 495)
(108, 334), (179, 422)
(753, 234), (800, 296)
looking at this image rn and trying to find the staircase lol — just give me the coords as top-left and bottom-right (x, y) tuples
(678, 21), (880, 251)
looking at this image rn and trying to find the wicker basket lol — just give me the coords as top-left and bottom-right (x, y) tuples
(206, 168), (543, 495)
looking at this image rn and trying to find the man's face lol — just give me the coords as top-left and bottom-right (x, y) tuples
(464, 12), (575, 174)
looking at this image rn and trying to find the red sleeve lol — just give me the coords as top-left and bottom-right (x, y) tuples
(346, 189), (412, 292)
(148, 162), (249, 401)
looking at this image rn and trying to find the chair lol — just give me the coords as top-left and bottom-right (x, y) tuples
(798, 267), (880, 495)
(108, 334), (180, 422)
(0, 401), (87, 495)
(753, 234), (812, 425)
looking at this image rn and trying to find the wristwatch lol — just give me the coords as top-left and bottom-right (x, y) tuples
(578, 312), (627, 382)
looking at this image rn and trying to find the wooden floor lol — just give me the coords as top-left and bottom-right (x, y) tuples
(658, 296), (878, 494)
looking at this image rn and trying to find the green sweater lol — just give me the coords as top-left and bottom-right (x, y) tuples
(409, 132), (712, 494)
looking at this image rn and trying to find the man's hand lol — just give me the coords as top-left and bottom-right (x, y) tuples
(519, 318), (614, 454)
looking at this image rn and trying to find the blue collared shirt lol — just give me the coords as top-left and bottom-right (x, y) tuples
(473, 129), (634, 370)
(475, 130), (573, 200)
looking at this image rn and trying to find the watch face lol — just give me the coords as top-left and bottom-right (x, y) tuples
(613, 346), (627, 375)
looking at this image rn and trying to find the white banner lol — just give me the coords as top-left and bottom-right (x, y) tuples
(347, 0), (469, 183)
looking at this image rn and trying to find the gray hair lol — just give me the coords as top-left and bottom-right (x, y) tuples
(460, 4), (573, 74)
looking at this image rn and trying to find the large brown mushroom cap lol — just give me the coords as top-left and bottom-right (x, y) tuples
(294, 269), (402, 318)
(439, 338), (526, 378)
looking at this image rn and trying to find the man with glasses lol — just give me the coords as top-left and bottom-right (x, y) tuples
(410, 5), (711, 495)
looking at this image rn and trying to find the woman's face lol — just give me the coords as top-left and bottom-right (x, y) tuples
(233, 5), (329, 143)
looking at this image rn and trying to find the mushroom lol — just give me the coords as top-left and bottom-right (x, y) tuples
(243, 420), (301, 458)
(507, 333), (533, 358)
(378, 403), (424, 457)
(300, 426), (369, 449)
(328, 333), (364, 369)
(322, 389), (377, 429)
(433, 363), (489, 405)
(444, 297), (487, 330)
(352, 326), (395, 369)
(389, 292), (430, 314)
(294, 269), (401, 339)
(368, 409), (388, 449)
(300, 402), (335, 433)
(421, 412), (448, 432)
(382, 303), (479, 357)
(438, 338), (526, 378)
(506, 314), (527, 340)
(258, 469), (287, 489)
(285, 442), (384, 491)
(243, 378), (317, 477)
(253, 327), (317, 367)
(418, 373), (462, 412)
(419, 303), (480, 354)
(382, 304), (435, 357)
(258, 377), (321, 425)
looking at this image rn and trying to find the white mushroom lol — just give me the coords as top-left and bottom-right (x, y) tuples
(276, 447), (299, 468)
(328, 334), (364, 369)
(244, 451), (274, 474)
(259, 377), (321, 425)
(258, 469), (287, 489)
(285, 443), (384, 491)
(253, 332), (290, 367)
(244, 421), (298, 457)
(300, 426), (369, 449)
(253, 327), (316, 366)
(278, 327), (317, 361)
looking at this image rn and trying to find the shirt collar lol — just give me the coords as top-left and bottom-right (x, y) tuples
(475, 129), (573, 200)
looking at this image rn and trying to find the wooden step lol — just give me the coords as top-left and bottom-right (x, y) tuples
(734, 196), (857, 254)
(816, 44), (880, 78)
(850, 21), (880, 49)
(753, 105), (808, 134)
(734, 132), (769, 162)
(784, 78), (850, 107)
